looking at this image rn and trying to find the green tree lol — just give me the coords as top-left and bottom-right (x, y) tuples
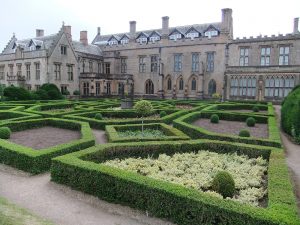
(134, 100), (153, 134)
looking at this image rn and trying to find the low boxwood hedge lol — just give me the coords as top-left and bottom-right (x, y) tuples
(0, 110), (42, 124)
(0, 118), (95, 174)
(173, 110), (281, 148)
(105, 123), (190, 143)
(51, 140), (299, 225)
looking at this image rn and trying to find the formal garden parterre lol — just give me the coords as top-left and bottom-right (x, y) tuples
(0, 97), (298, 225)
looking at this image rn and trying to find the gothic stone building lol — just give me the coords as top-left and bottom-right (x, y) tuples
(0, 9), (299, 101)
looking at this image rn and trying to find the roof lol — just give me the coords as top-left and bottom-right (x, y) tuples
(1, 26), (102, 57)
(92, 22), (221, 44)
(72, 41), (102, 56)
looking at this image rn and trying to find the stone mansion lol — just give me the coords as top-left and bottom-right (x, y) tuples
(0, 8), (299, 101)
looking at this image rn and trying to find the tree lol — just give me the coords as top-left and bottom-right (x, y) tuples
(134, 100), (153, 134)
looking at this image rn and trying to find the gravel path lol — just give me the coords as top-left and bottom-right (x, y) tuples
(274, 105), (300, 211)
(9, 126), (81, 150)
(192, 118), (269, 138)
(0, 164), (174, 225)
(92, 129), (107, 144)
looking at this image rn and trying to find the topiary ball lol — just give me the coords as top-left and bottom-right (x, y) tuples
(246, 117), (256, 127)
(212, 171), (235, 198)
(210, 114), (219, 124)
(252, 106), (259, 112)
(239, 129), (250, 137)
(95, 113), (103, 120)
(160, 111), (167, 118)
(0, 127), (11, 139)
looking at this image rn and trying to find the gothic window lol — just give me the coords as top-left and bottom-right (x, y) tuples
(192, 53), (199, 72)
(191, 78), (197, 91)
(35, 63), (40, 80)
(206, 52), (214, 72)
(150, 55), (158, 73)
(96, 82), (101, 96)
(67, 64), (73, 81)
(83, 82), (89, 96)
(54, 64), (61, 80)
(265, 75), (294, 98)
(208, 79), (216, 95)
(239, 47), (249, 66)
(179, 78), (184, 90)
(121, 58), (127, 73)
(26, 64), (30, 80)
(279, 46), (289, 65)
(145, 79), (154, 94)
(230, 77), (239, 96)
(167, 77), (172, 90)
(261, 47), (271, 66)
(139, 56), (146, 73)
(174, 54), (182, 72)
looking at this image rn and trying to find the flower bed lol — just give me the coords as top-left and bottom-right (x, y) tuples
(51, 140), (299, 225)
(0, 118), (95, 174)
(105, 123), (190, 142)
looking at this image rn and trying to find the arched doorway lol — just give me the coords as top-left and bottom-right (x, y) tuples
(208, 79), (216, 95)
(145, 79), (154, 94)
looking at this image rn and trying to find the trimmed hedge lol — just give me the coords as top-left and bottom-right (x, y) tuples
(0, 118), (95, 174)
(0, 127), (11, 139)
(239, 129), (250, 137)
(51, 140), (299, 225)
(0, 110), (42, 124)
(105, 123), (190, 143)
(173, 110), (281, 148)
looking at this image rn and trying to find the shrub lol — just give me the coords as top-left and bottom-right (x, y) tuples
(212, 93), (221, 99)
(34, 89), (49, 100)
(0, 127), (11, 139)
(239, 129), (250, 137)
(73, 90), (80, 95)
(4, 86), (31, 100)
(40, 83), (63, 100)
(210, 114), (219, 123)
(246, 117), (256, 127)
(212, 171), (235, 198)
(134, 100), (153, 117)
(95, 113), (103, 120)
(160, 111), (167, 118)
(252, 105), (260, 112)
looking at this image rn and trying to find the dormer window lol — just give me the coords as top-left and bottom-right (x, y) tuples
(120, 39), (128, 45)
(137, 37), (148, 44)
(169, 32), (182, 40)
(204, 30), (218, 38)
(149, 36), (160, 42)
(108, 40), (118, 46)
(186, 32), (199, 39)
(30, 45), (35, 51)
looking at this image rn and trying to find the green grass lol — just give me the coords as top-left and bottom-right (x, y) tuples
(0, 197), (54, 225)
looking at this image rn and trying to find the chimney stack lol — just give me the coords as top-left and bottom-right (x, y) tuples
(129, 21), (136, 39)
(294, 18), (299, 34)
(80, 31), (88, 46)
(162, 16), (169, 38)
(36, 29), (44, 37)
(221, 8), (233, 38)
(63, 25), (72, 41)
(97, 27), (101, 35)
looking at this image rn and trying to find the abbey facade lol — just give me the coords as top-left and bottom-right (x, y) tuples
(0, 9), (299, 101)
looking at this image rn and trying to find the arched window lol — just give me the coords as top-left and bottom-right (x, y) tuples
(179, 78), (184, 90)
(191, 78), (197, 91)
(208, 79), (216, 95)
(145, 79), (154, 94)
(167, 78), (172, 90)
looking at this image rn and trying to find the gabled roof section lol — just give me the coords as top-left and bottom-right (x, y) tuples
(149, 31), (161, 37)
(1, 34), (17, 54)
(203, 24), (220, 33)
(169, 28), (184, 36)
(72, 41), (102, 56)
(136, 32), (149, 39)
(92, 22), (222, 45)
(107, 35), (120, 42)
(185, 27), (200, 35)
(119, 34), (130, 40)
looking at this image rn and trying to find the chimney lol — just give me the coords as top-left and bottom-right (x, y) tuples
(221, 8), (233, 38)
(97, 27), (101, 35)
(162, 16), (169, 38)
(80, 31), (88, 46)
(129, 21), (136, 39)
(294, 18), (299, 34)
(36, 29), (44, 37)
(63, 25), (72, 41)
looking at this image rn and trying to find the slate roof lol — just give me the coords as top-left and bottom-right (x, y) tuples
(1, 28), (102, 56)
(92, 22), (221, 44)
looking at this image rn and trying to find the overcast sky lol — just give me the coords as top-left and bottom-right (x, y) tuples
(1, 0), (299, 51)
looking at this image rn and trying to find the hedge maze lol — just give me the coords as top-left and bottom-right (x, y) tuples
(0, 98), (298, 225)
